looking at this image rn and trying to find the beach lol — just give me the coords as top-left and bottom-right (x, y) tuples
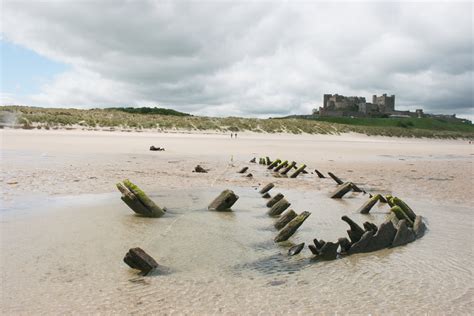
(1, 129), (473, 314)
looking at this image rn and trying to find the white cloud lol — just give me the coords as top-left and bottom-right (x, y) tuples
(1, 1), (473, 118)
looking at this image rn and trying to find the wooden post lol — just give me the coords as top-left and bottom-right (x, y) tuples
(274, 211), (311, 242)
(290, 164), (307, 178)
(341, 215), (365, 243)
(314, 169), (326, 178)
(238, 166), (249, 173)
(351, 183), (363, 192)
(358, 194), (381, 214)
(267, 198), (291, 216)
(208, 189), (239, 211)
(267, 159), (281, 170)
(330, 182), (353, 198)
(413, 215), (426, 238)
(122, 179), (166, 217)
(273, 160), (288, 172)
(390, 206), (414, 226)
(123, 247), (159, 275)
(391, 197), (416, 222)
(280, 161), (296, 175)
(328, 172), (344, 185)
(274, 209), (297, 230)
(116, 183), (151, 216)
(266, 193), (284, 207)
(265, 157), (271, 165)
(259, 183), (274, 194)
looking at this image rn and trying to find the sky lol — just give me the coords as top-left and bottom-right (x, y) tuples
(1, 1), (473, 119)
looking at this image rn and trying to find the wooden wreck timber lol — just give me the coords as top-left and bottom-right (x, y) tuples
(259, 182), (275, 194)
(274, 209), (297, 230)
(358, 194), (382, 214)
(391, 197), (417, 221)
(267, 159), (281, 170)
(413, 215), (427, 238)
(249, 157), (256, 163)
(328, 172), (344, 185)
(266, 193), (284, 207)
(314, 169), (326, 178)
(194, 165), (208, 173)
(330, 182), (353, 198)
(348, 220), (397, 254)
(123, 247), (159, 275)
(116, 183), (152, 216)
(238, 166), (249, 174)
(274, 211), (311, 242)
(267, 198), (291, 216)
(392, 219), (416, 247)
(390, 206), (414, 226)
(273, 160), (288, 172)
(280, 161), (296, 175)
(208, 189), (239, 211)
(265, 157), (271, 165)
(308, 239), (339, 260)
(341, 215), (365, 243)
(290, 164), (307, 178)
(262, 192), (271, 198)
(117, 180), (166, 217)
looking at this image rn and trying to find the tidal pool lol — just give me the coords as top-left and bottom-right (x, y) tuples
(1, 186), (472, 314)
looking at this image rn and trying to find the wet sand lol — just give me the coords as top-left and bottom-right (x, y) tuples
(1, 129), (473, 314)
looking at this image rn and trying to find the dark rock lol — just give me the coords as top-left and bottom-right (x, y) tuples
(149, 146), (165, 151)
(392, 219), (416, 247)
(194, 165), (208, 173)
(288, 243), (305, 256)
(124, 247), (159, 275)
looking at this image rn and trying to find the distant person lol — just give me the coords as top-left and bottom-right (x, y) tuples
(231, 133), (233, 138)
(235, 133), (238, 138)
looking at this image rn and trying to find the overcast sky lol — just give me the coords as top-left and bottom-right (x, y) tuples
(1, 1), (473, 119)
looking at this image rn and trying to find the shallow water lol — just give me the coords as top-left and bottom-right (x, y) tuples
(1, 186), (472, 314)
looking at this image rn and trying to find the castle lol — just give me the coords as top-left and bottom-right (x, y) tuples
(318, 93), (396, 117)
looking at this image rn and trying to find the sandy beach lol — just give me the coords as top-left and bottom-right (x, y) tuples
(1, 129), (473, 314)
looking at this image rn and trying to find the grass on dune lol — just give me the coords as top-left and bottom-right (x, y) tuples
(0, 105), (473, 139)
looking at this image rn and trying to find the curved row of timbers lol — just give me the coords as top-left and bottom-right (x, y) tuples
(115, 157), (427, 274)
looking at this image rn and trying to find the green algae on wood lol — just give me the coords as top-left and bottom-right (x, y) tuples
(280, 161), (297, 175)
(267, 159), (281, 170)
(290, 164), (307, 178)
(390, 205), (414, 227)
(273, 160), (288, 172)
(116, 182), (151, 216)
(274, 211), (311, 242)
(358, 194), (381, 214)
(123, 179), (166, 217)
(391, 197), (416, 222)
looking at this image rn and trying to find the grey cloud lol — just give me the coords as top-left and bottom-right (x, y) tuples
(2, 1), (473, 118)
